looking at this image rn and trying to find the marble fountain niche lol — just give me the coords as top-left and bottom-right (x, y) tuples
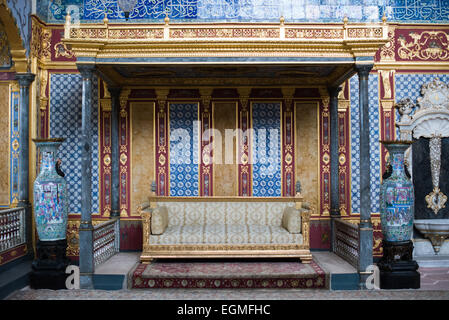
(396, 78), (449, 267)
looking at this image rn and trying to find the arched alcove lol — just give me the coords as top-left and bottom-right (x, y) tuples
(0, 0), (28, 72)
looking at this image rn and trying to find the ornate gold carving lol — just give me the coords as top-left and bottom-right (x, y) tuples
(54, 42), (75, 59)
(10, 81), (19, 92)
(109, 28), (164, 39)
(103, 154), (111, 166)
(381, 100), (394, 110)
(425, 187), (447, 215)
(12, 139), (19, 151)
(379, 70), (393, 99)
(170, 28), (279, 39)
(100, 99), (112, 111)
(237, 87), (251, 111)
(38, 68), (48, 111)
(199, 88), (212, 110)
(398, 31), (449, 60)
(380, 28), (395, 61)
(286, 28), (343, 39)
(141, 210), (152, 249)
(285, 153), (293, 165)
(241, 153), (248, 165)
(158, 154), (166, 166)
(425, 234), (448, 254)
(31, 20), (51, 61)
(119, 89), (131, 109)
(347, 27), (383, 39)
(63, 20), (387, 66)
(120, 153), (127, 165)
(322, 153), (330, 164)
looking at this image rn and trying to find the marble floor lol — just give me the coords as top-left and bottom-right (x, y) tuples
(4, 251), (449, 300)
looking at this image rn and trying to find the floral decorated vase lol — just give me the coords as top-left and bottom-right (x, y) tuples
(380, 141), (415, 242)
(33, 138), (68, 241)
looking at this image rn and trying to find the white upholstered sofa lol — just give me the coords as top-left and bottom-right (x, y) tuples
(138, 196), (312, 263)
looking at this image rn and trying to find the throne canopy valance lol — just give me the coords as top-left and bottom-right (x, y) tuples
(62, 14), (389, 86)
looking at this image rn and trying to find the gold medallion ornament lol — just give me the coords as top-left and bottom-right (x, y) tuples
(103, 154), (111, 166)
(425, 187), (447, 215)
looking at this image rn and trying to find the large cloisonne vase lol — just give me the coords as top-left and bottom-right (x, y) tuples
(33, 139), (68, 241)
(380, 141), (414, 242)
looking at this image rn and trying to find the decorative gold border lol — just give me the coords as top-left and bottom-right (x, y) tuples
(0, 81), (12, 207)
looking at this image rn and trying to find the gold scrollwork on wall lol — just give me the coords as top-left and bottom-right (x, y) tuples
(380, 29), (395, 61)
(54, 42), (75, 59)
(31, 21), (51, 61)
(398, 31), (449, 60)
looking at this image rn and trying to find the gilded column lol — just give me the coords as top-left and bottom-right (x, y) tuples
(14, 72), (36, 251)
(199, 88), (213, 196)
(355, 64), (374, 289)
(237, 87), (252, 197)
(281, 88), (295, 197)
(77, 64), (95, 289)
(329, 86), (342, 217)
(155, 89), (169, 196)
(329, 86), (341, 252)
(108, 87), (121, 218)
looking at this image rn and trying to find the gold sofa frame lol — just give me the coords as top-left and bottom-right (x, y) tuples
(138, 196), (312, 264)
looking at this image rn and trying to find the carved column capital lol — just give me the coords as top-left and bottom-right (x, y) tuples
(200, 88), (213, 112)
(119, 89), (131, 109)
(328, 86), (342, 99)
(282, 87), (295, 112)
(238, 87), (251, 111)
(108, 86), (122, 99)
(354, 64), (373, 80)
(77, 64), (95, 79)
(14, 73), (35, 87)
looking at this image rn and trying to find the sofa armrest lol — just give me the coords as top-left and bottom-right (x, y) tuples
(282, 207), (302, 234)
(300, 203), (312, 248)
(137, 201), (151, 216)
(141, 207), (152, 249)
(150, 206), (169, 235)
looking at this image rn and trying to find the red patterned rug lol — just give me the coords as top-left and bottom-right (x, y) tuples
(128, 260), (329, 289)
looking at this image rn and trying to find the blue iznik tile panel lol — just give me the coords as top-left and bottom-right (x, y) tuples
(251, 102), (282, 197)
(382, 0), (449, 23)
(37, 0), (449, 23)
(169, 103), (199, 197)
(49, 73), (99, 214)
(350, 73), (381, 215)
(395, 73), (449, 103)
(395, 73), (449, 137)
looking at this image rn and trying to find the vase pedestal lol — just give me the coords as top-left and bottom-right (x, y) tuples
(29, 239), (70, 290)
(378, 240), (420, 289)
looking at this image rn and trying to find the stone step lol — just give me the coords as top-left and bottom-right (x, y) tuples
(0, 256), (32, 299)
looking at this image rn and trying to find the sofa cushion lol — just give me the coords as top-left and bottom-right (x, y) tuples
(282, 207), (302, 234)
(148, 223), (303, 245)
(157, 201), (296, 227)
(151, 206), (168, 235)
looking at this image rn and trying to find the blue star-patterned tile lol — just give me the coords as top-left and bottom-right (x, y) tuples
(395, 73), (449, 137)
(50, 73), (99, 214)
(252, 102), (282, 197)
(350, 73), (381, 214)
(169, 103), (199, 197)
